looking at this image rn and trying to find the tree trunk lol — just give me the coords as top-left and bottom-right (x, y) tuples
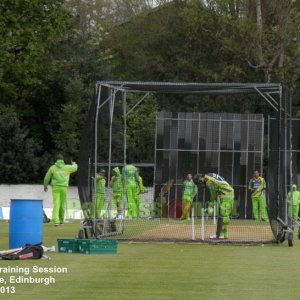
(256, 0), (265, 68)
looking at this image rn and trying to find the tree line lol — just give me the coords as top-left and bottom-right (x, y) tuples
(0, 0), (299, 183)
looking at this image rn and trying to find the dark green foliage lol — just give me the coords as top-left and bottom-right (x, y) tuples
(0, 106), (41, 183)
(0, 0), (299, 183)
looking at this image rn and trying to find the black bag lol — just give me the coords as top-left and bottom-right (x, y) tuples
(1, 245), (44, 260)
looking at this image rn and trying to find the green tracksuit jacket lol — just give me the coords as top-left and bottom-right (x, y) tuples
(110, 167), (123, 209)
(180, 179), (197, 220)
(43, 160), (78, 224)
(287, 184), (300, 221)
(248, 176), (268, 221)
(122, 164), (139, 218)
(96, 174), (106, 218)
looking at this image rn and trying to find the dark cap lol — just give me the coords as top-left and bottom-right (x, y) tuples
(56, 154), (64, 161)
(193, 173), (203, 185)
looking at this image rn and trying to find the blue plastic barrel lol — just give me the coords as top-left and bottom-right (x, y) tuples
(9, 199), (43, 249)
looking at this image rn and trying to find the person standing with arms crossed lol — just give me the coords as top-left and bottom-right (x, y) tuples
(180, 173), (197, 220)
(44, 154), (78, 226)
(248, 170), (269, 222)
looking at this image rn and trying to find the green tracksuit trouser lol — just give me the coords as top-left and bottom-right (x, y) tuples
(252, 195), (269, 221)
(181, 196), (192, 220)
(52, 186), (67, 224)
(126, 182), (137, 218)
(288, 204), (299, 221)
(96, 193), (105, 219)
(113, 192), (123, 212)
(135, 194), (141, 218)
(218, 195), (233, 238)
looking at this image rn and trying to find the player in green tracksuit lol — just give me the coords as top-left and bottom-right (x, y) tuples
(44, 155), (78, 226)
(248, 170), (269, 222)
(96, 169), (106, 219)
(122, 163), (139, 218)
(287, 184), (300, 221)
(206, 179), (218, 217)
(180, 174), (197, 220)
(194, 173), (234, 239)
(135, 174), (147, 218)
(110, 167), (123, 218)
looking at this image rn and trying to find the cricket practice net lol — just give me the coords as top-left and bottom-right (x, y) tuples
(78, 82), (293, 244)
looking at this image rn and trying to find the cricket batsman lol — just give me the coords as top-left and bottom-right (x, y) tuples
(248, 170), (269, 222)
(96, 169), (106, 219)
(122, 161), (139, 218)
(287, 184), (300, 221)
(135, 171), (147, 218)
(44, 154), (78, 226)
(194, 173), (234, 239)
(110, 167), (123, 219)
(180, 173), (197, 220)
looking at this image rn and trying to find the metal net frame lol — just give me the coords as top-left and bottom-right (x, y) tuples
(78, 82), (293, 244)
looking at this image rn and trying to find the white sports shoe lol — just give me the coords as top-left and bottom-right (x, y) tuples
(209, 235), (224, 239)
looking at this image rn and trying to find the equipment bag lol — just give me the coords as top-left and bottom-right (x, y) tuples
(1, 245), (44, 260)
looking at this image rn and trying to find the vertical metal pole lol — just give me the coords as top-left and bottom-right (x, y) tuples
(196, 113), (201, 219)
(218, 117), (221, 174)
(122, 92), (127, 220)
(174, 116), (180, 219)
(278, 86), (282, 223)
(261, 117), (266, 211)
(232, 117), (235, 218)
(260, 117), (264, 179)
(285, 90), (294, 224)
(245, 116), (250, 219)
(231, 117), (235, 186)
(107, 89), (116, 221)
(88, 157), (91, 205)
(192, 207), (195, 240)
(213, 202), (216, 225)
(108, 90), (115, 193)
(289, 89), (293, 226)
(267, 116), (270, 208)
(153, 114), (158, 218)
(93, 84), (102, 236)
(284, 88), (288, 222)
(201, 208), (205, 241)
(123, 92), (127, 165)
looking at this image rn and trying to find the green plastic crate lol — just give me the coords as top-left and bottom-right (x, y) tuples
(77, 239), (118, 254)
(57, 239), (79, 253)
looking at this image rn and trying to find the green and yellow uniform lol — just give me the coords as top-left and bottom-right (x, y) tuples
(135, 175), (147, 218)
(96, 173), (106, 218)
(180, 179), (197, 220)
(44, 160), (78, 225)
(110, 167), (123, 215)
(204, 173), (234, 238)
(287, 184), (300, 221)
(248, 176), (268, 221)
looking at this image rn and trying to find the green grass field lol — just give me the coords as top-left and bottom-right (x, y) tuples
(1, 221), (300, 300)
